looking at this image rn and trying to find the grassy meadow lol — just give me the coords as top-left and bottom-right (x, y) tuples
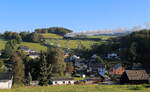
(87, 35), (116, 40)
(20, 42), (47, 51)
(0, 85), (150, 92)
(40, 33), (63, 39)
(46, 39), (101, 49)
(0, 39), (6, 50)
(0, 39), (47, 52)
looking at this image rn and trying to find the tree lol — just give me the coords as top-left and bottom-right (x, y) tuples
(3, 32), (22, 43)
(10, 53), (24, 84)
(38, 52), (49, 86)
(47, 47), (66, 77)
(65, 62), (74, 74)
(4, 40), (17, 58)
(0, 60), (6, 72)
(35, 27), (73, 36)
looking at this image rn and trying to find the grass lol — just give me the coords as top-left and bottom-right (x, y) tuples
(46, 39), (101, 49)
(0, 39), (47, 51)
(0, 39), (6, 50)
(0, 85), (150, 92)
(40, 33), (63, 39)
(19, 42), (47, 52)
(87, 35), (115, 40)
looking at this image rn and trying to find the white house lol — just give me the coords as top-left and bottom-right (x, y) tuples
(50, 78), (75, 85)
(0, 73), (13, 89)
(28, 52), (40, 59)
(106, 53), (119, 59)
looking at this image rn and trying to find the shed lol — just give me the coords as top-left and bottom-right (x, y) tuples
(120, 70), (149, 84)
(0, 73), (13, 89)
(50, 78), (75, 85)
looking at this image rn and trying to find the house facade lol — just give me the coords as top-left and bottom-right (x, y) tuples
(50, 78), (75, 85)
(0, 73), (13, 89)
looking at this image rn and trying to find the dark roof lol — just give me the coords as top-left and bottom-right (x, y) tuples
(50, 78), (74, 81)
(0, 73), (13, 80)
(125, 70), (149, 80)
(19, 46), (29, 50)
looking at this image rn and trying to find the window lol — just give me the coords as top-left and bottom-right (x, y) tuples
(63, 81), (65, 84)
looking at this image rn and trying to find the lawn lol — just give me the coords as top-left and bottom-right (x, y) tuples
(0, 85), (150, 92)
(20, 42), (47, 52)
(0, 39), (6, 50)
(0, 39), (47, 52)
(40, 33), (63, 39)
(87, 35), (115, 40)
(46, 39), (101, 49)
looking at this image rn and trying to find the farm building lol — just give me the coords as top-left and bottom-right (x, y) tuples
(120, 70), (149, 84)
(50, 78), (75, 85)
(0, 73), (13, 89)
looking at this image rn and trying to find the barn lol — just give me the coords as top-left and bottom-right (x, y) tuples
(120, 70), (149, 84)
(0, 73), (13, 89)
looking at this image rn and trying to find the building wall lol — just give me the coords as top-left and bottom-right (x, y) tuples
(0, 80), (12, 89)
(52, 80), (75, 85)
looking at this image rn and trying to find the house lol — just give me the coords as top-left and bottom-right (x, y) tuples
(50, 78), (75, 85)
(106, 53), (120, 59)
(110, 64), (125, 75)
(28, 52), (40, 59)
(0, 73), (13, 89)
(120, 70), (149, 84)
(19, 46), (36, 53)
(19, 46), (30, 52)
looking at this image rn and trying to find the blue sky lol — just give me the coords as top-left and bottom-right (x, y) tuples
(0, 0), (150, 33)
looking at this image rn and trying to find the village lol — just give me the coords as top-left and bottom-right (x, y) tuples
(0, 44), (149, 89)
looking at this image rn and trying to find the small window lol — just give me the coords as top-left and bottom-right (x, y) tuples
(68, 81), (71, 84)
(55, 82), (57, 84)
(63, 81), (65, 83)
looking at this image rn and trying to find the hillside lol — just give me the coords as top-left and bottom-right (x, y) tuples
(40, 33), (63, 39)
(0, 39), (6, 50)
(0, 39), (47, 51)
(45, 39), (101, 49)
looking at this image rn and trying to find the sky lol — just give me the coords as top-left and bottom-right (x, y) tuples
(0, 0), (150, 33)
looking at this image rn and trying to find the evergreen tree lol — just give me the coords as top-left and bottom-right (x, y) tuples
(38, 52), (49, 86)
(11, 53), (25, 84)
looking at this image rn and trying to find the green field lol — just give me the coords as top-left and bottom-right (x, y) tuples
(20, 42), (47, 51)
(40, 33), (63, 39)
(46, 39), (101, 49)
(0, 39), (6, 50)
(0, 40), (47, 52)
(87, 35), (115, 40)
(0, 85), (150, 92)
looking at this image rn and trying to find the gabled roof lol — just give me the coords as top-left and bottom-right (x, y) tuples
(125, 70), (149, 80)
(19, 46), (30, 51)
(0, 73), (13, 80)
